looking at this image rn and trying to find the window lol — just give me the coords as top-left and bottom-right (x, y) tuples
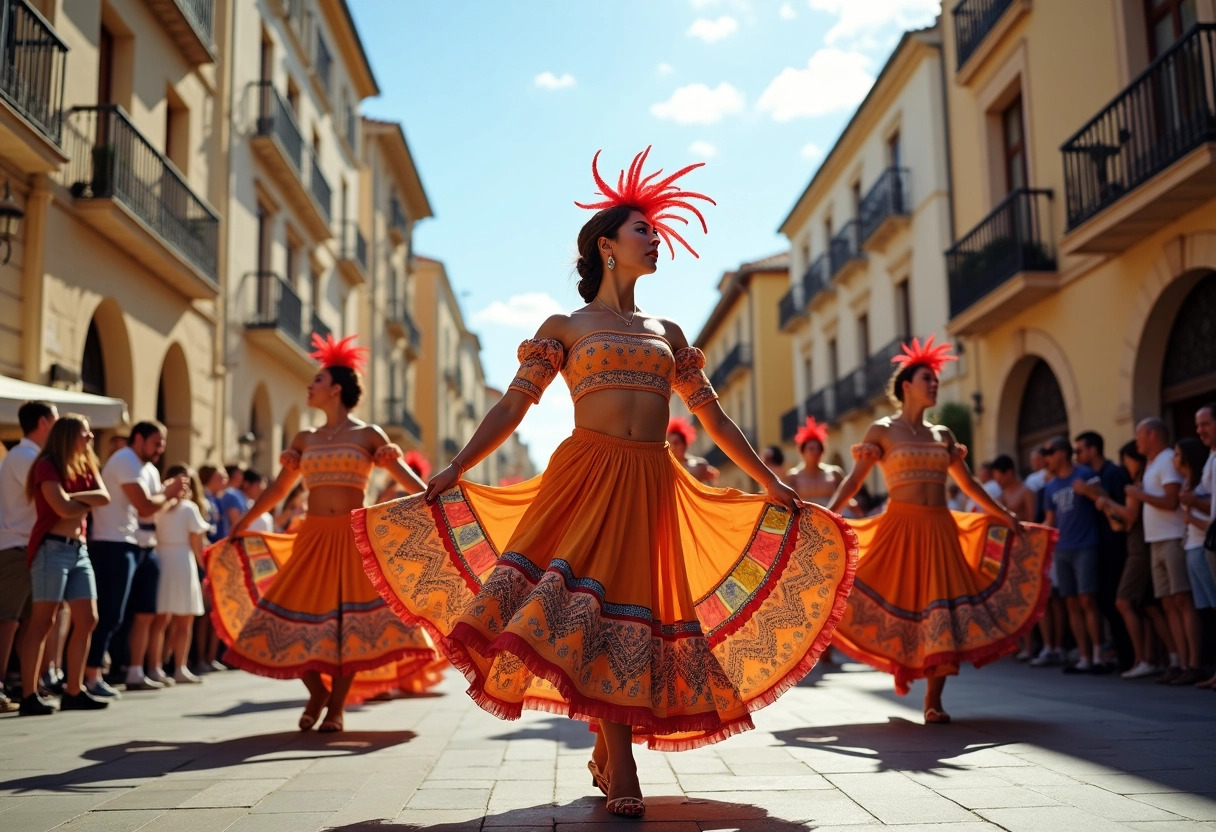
(256, 202), (271, 274)
(895, 281), (912, 340)
(165, 86), (189, 174)
(888, 131), (902, 168)
(857, 313), (870, 359)
(828, 338), (839, 383)
(260, 33), (273, 83)
(98, 26), (114, 105)
(1001, 95), (1027, 193)
(1146, 0), (1198, 58)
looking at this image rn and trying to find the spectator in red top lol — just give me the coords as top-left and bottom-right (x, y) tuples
(17, 414), (111, 715)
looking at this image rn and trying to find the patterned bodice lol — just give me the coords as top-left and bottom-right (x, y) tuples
(281, 442), (403, 490)
(509, 330), (718, 411)
(879, 443), (952, 488)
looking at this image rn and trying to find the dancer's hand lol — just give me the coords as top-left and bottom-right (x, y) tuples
(1002, 513), (1027, 542)
(425, 465), (461, 504)
(764, 478), (803, 513)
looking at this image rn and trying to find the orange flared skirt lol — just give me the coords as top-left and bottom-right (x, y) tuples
(833, 501), (1056, 695)
(204, 514), (442, 704)
(354, 427), (858, 751)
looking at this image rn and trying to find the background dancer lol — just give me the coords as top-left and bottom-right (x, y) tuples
(784, 417), (844, 506)
(827, 337), (1056, 723)
(208, 335), (439, 732)
(665, 417), (718, 484)
(356, 147), (857, 817)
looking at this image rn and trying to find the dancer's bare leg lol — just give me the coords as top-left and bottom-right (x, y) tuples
(299, 670), (328, 729)
(599, 719), (642, 804)
(1116, 598), (1146, 666)
(321, 674), (354, 730)
(924, 676), (949, 723)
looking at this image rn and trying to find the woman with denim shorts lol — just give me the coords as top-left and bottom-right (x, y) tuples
(16, 414), (111, 715)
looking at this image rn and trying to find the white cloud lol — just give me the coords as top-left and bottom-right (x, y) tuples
(687, 16), (739, 43)
(651, 82), (746, 125)
(689, 140), (718, 158)
(801, 142), (825, 162)
(534, 71), (575, 90)
(780, 2), (798, 19)
(808, 0), (940, 49)
(657, 62), (676, 75)
(757, 49), (875, 121)
(473, 292), (565, 330)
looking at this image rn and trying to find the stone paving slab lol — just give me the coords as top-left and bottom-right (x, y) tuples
(2, 658), (1215, 830)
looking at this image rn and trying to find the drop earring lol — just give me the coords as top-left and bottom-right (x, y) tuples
(607, 254), (616, 271)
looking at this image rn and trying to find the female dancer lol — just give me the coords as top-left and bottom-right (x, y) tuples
(208, 335), (439, 731)
(19, 414), (110, 713)
(356, 148), (857, 816)
(784, 417), (844, 506)
(666, 417), (718, 484)
(827, 337), (1055, 723)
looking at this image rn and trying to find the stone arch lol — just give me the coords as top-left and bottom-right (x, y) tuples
(1122, 230), (1216, 426)
(156, 343), (193, 468)
(990, 328), (1082, 461)
(82, 298), (134, 407)
(249, 383), (274, 474)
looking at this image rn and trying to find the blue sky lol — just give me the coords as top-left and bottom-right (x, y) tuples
(347, 0), (942, 466)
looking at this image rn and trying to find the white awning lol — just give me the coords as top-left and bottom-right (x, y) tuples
(0, 375), (129, 429)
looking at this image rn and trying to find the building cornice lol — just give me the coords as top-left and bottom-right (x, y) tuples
(319, 0), (379, 98)
(364, 118), (434, 220)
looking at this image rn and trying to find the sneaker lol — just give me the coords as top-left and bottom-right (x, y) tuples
(124, 676), (164, 691)
(1029, 648), (1061, 667)
(0, 688), (18, 713)
(172, 668), (202, 684)
(1156, 666), (1184, 685)
(1015, 650), (1034, 662)
(18, 693), (56, 716)
(1121, 661), (1159, 679)
(147, 669), (176, 687)
(86, 680), (123, 699)
(38, 671), (64, 697)
(1063, 661), (1093, 675)
(208, 660), (229, 672)
(60, 690), (109, 710)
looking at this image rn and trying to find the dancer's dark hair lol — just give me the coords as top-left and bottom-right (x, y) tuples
(887, 362), (930, 407)
(575, 205), (638, 303)
(325, 365), (363, 409)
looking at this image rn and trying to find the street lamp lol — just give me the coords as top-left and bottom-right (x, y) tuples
(0, 180), (25, 267)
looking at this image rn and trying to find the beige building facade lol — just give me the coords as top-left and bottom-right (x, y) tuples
(687, 253), (794, 491)
(940, 0), (1216, 464)
(777, 26), (958, 485)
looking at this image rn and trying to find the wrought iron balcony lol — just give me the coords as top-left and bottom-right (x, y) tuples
(778, 285), (805, 331)
(708, 343), (752, 391)
(443, 437), (460, 456)
(388, 297), (422, 354)
(833, 368), (867, 418)
(390, 197), (408, 243)
(780, 405), (800, 443)
(829, 220), (865, 281)
(864, 339), (905, 401)
(946, 188), (1056, 331)
(443, 367), (463, 391)
(251, 81), (331, 239)
(243, 271), (320, 374)
(384, 398), (422, 441)
(463, 402), (477, 420)
(336, 221), (368, 284)
(805, 389), (830, 424)
(143, 0), (214, 64)
(310, 312), (331, 343)
(859, 167), (910, 249)
(1061, 25), (1216, 252)
(953, 0), (1016, 70)
(314, 31), (332, 100)
(62, 105), (220, 292)
(801, 253), (832, 307)
(0, 0), (67, 148)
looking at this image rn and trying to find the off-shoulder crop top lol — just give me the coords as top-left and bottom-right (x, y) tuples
(507, 330), (718, 411)
(280, 443), (402, 490)
(875, 442), (952, 488)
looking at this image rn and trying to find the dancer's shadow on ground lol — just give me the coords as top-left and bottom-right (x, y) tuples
(487, 716), (595, 750)
(185, 691), (443, 719)
(325, 796), (829, 831)
(1, 731), (416, 794)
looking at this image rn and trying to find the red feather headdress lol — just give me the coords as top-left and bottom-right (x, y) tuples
(309, 333), (369, 373)
(891, 335), (957, 376)
(403, 450), (430, 479)
(794, 417), (828, 449)
(666, 417), (697, 445)
(575, 146), (716, 259)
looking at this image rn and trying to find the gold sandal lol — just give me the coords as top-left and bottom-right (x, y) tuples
(587, 760), (609, 795)
(924, 707), (951, 724)
(606, 796), (645, 817)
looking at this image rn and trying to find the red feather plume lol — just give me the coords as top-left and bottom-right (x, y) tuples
(403, 450), (430, 479)
(666, 417), (697, 446)
(794, 417), (828, 448)
(309, 332), (369, 373)
(891, 334), (957, 376)
(575, 146), (716, 259)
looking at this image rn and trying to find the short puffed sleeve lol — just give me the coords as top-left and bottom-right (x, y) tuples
(851, 442), (883, 462)
(508, 339), (565, 405)
(279, 449), (301, 471)
(373, 443), (403, 467)
(672, 347), (718, 412)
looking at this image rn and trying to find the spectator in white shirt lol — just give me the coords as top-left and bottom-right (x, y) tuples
(1181, 404), (1216, 688)
(1127, 417), (1200, 685)
(0, 401), (58, 711)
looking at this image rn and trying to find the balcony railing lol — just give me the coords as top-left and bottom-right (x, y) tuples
(385, 398), (422, 440)
(946, 188), (1056, 319)
(1061, 25), (1216, 231)
(390, 197), (408, 240)
(63, 105), (219, 280)
(310, 312), (331, 342)
(443, 437), (460, 456)
(314, 32), (332, 99)
(805, 389), (830, 423)
(953, 0), (1016, 70)
(400, 304), (421, 351)
(864, 339), (905, 401)
(309, 150), (331, 224)
(175, 0), (214, 43)
(801, 253), (831, 306)
(708, 343), (752, 391)
(1, 0), (67, 145)
(254, 81), (303, 171)
(780, 405), (800, 443)
(245, 272), (305, 347)
(778, 285), (803, 330)
(833, 368), (866, 417)
(859, 167), (910, 244)
(339, 221), (367, 274)
(829, 220), (864, 279)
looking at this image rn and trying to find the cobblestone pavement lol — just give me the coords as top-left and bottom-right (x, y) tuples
(2, 656), (1214, 831)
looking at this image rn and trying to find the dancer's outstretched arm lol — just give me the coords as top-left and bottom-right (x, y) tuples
(696, 401), (801, 510)
(945, 430), (1019, 531)
(425, 392), (532, 502)
(228, 441), (303, 539)
(827, 424), (884, 514)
